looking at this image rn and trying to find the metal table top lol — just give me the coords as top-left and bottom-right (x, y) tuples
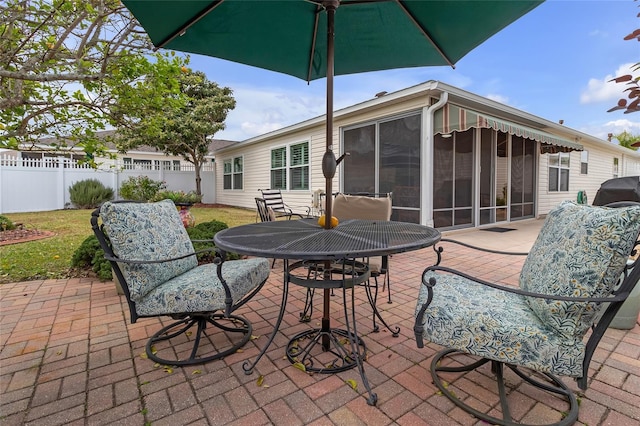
(214, 218), (441, 260)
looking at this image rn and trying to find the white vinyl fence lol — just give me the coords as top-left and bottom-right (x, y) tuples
(0, 155), (216, 214)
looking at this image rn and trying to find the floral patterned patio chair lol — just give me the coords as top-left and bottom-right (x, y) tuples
(91, 200), (270, 366)
(414, 201), (640, 426)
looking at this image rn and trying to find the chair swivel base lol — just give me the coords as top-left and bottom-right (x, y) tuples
(145, 313), (252, 366)
(431, 348), (579, 426)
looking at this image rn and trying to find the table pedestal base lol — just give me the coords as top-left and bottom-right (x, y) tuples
(243, 259), (378, 406)
(286, 327), (365, 373)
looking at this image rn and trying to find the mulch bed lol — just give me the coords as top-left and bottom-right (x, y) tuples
(0, 229), (56, 246)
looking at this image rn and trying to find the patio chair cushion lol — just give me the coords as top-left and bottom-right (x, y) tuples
(417, 272), (587, 377)
(135, 257), (270, 316)
(100, 200), (198, 302)
(332, 194), (392, 221)
(267, 207), (276, 222)
(332, 194), (390, 275)
(520, 201), (640, 341)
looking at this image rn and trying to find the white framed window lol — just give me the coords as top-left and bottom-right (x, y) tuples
(580, 150), (588, 175)
(290, 142), (309, 190)
(613, 157), (619, 178)
(270, 142), (309, 190)
(271, 147), (287, 189)
(548, 152), (570, 192)
(223, 156), (243, 190)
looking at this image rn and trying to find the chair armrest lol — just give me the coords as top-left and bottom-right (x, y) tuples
(439, 238), (529, 256)
(280, 202), (307, 219)
(421, 265), (629, 304)
(433, 238), (528, 267)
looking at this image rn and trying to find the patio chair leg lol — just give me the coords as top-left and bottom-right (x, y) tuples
(430, 349), (579, 426)
(145, 313), (252, 366)
(362, 276), (399, 336)
(383, 270), (392, 304)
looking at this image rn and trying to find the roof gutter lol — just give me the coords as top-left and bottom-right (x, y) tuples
(421, 91), (448, 226)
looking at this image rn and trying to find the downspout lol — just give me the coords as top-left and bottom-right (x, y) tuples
(421, 91), (448, 226)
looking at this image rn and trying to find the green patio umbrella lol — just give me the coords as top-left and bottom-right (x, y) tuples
(122, 0), (544, 224)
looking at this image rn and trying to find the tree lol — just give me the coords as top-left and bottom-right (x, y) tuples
(0, 0), (187, 161)
(118, 71), (236, 195)
(615, 131), (640, 150)
(608, 2), (639, 114)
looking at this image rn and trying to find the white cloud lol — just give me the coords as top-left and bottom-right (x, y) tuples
(218, 85), (326, 140)
(578, 118), (640, 140)
(486, 93), (509, 105)
(216, 67), (475, 140)
(580, 63), (638, 104)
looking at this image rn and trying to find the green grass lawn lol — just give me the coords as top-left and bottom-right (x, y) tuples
(0, 205), (256, 284)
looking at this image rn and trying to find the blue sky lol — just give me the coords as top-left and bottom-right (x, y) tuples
(185, 0), (640, 143)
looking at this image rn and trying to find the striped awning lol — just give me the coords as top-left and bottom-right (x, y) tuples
(434, 104), (583, 153)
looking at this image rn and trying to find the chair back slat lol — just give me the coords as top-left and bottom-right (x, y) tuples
(260, 189), (288, 213)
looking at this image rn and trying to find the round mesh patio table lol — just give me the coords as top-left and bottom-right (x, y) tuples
(214, 218), (441, 406)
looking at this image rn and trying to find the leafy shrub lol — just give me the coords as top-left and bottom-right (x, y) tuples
(69, 179), (114, 209)
(187, 220), (239, 261)
(152, 190), (203, 204)
(119, 176), (165, 202)
(0, 215), (17, 231)
(71, 235), (113, 281)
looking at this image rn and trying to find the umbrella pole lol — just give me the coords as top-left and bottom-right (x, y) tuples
(321, 0), (338, 351)
(322, 0), (337, 226)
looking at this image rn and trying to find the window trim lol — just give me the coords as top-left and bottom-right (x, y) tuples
(270, 146), (287, 190)
(580, 150), (588, 175)
(223, 155), (244, 190)
(270, 141), (310, 191)
(548, 152), (570, 192)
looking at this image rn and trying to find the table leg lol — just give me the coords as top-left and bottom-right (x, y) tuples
(342, 277), (377, 406)
(242, 259), (290, 375)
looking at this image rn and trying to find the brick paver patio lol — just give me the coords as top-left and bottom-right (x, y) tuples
(1, 220), (639, 425)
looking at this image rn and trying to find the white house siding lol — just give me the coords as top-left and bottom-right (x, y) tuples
(215, 81), (640, 227)
(536, 141), (640, 216)
(623, 153), (640, 176)
(216, 95), (431, 215)
(215, 128), (338, 215)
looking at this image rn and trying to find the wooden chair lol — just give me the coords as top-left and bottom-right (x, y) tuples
(414, 201), (640, 425)
(91, 200), (270, 365)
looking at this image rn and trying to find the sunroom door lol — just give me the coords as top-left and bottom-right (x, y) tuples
(433, 129), (474, 228)
(342, 113), (421, 223)
(479, 129), (508, 225)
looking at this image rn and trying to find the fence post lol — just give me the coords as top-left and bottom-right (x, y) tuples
(57, 157), (66, 210)
(0, 156), (4, 213)
(112, 167), (120, 199)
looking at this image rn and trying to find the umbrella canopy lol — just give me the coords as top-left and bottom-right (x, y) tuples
(122, 0), (544, 222)
(123, 0), (542, 82)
